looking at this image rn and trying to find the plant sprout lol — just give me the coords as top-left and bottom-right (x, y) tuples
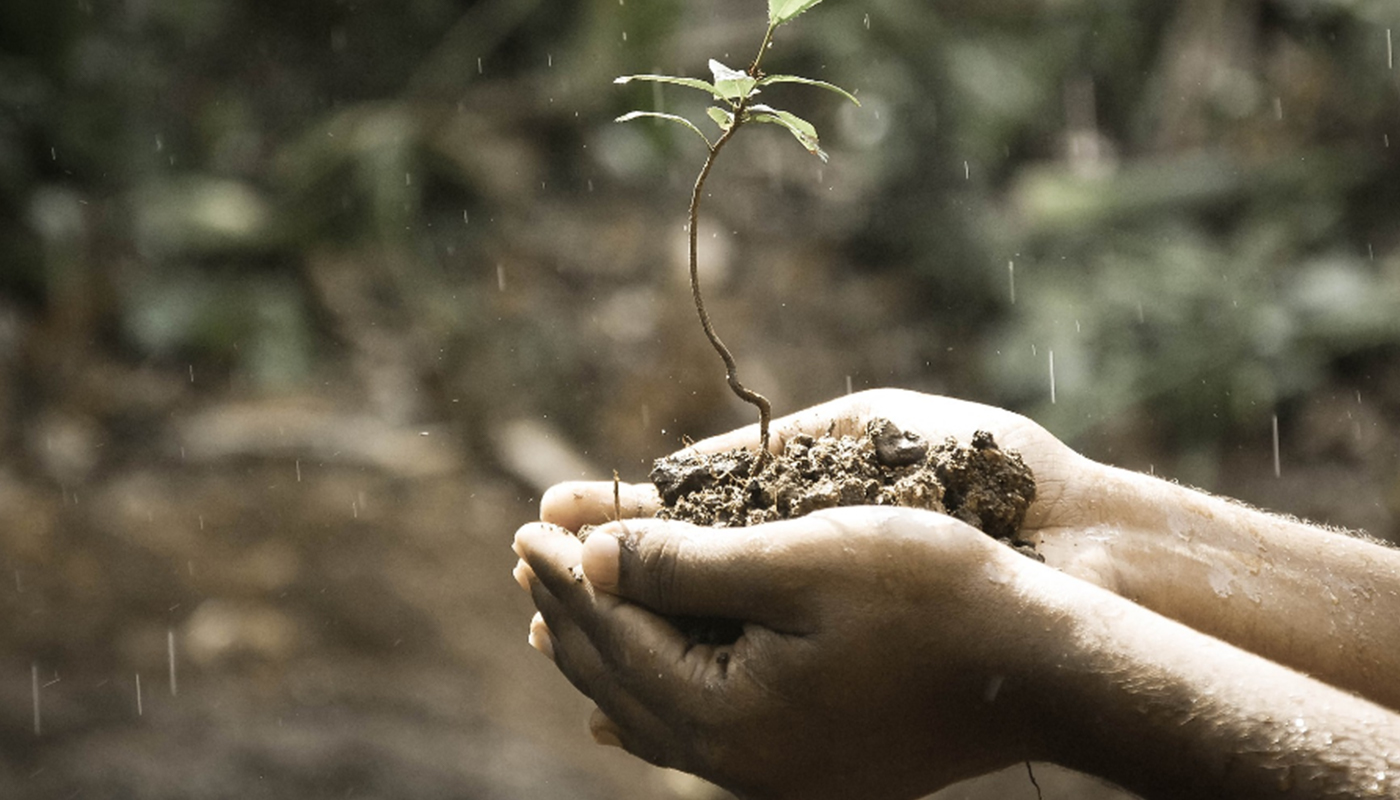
(615, 0), (859, 456)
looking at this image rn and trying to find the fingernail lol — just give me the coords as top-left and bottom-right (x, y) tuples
(592, 726), (623, 748)
(581, 532), (620, 591)
(512, 559), (534, 592)
(528, 613), (554, 661)
(589, 707), (624, 748)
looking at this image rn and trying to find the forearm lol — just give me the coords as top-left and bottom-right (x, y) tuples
(1017, 563), (1400, 799)
(1038, 463), (1400, 710)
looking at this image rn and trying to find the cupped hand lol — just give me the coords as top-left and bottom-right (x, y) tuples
(513, 507), (1053, 800)
(542, 388), (1098, 537)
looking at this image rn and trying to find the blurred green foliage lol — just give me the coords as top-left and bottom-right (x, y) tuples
(1, 0), (1398, 449)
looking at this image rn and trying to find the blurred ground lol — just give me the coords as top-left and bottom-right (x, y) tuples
(2, 0), (1399, 798)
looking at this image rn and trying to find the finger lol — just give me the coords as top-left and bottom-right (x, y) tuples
(589, 706), (624, 748)
(528, 611), (555, 660)
(579, 517), (827, 630)
(526, 566), (690, 768)
(520, 525), (749, 720)
(513, 559), (536, 592)
(541, 481), (661, 532)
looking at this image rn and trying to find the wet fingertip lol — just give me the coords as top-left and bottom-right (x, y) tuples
(581, 532), (621, 591)
(588, 707), (624, 749)
(512, 559), (535, 592)
(528, 613), (554, 661)
(514, 521), (569, 555)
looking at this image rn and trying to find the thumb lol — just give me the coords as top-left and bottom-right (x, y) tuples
(581, 518), (813, 629)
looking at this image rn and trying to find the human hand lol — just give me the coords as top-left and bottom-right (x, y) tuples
(513, 507), (1053, 800)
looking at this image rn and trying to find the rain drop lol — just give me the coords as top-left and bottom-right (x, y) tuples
(497, 264), (507, 292)
(136, 673), (143, 716)
(32, 662), (40, 736)
(863, 13), (870, 29)
(1272, 414), (1281, 478)
(1008, 261), (1015, 304)
(1388, 28), (1394, 70)
(463, 210), (469, 225)
(477, 57), (483, 74)
(1048, 350), (1056, 404)
(168, 628), (178, 696)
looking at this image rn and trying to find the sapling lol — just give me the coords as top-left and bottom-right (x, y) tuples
(615, 0), (858, 456)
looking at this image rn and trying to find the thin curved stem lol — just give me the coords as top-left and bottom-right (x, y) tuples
(688, 103), (772, 457)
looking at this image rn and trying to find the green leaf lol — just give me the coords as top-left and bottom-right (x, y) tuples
(615, 111), (713, 148)
(748, 104), (827, 162)
(768, 0), (823, 26)
(706, 106), (735, 131)
(708, 59), (757, 102)
(614, 74), (725, 100)
(756, 74), (860, 106)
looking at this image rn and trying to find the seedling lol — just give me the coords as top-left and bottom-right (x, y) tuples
(615, 0), (858, 455)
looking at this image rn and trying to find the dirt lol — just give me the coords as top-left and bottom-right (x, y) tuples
(652, 418), (1036, 541)
(642, 418), (1038, 643)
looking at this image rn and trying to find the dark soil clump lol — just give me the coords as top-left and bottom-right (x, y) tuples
(651, 418), (1037, 545)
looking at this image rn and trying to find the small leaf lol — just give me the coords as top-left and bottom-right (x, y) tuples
(756, 74), (860, 106)
(748, 104), (827, 161)
(615, 74), (725, 100)
(706, 106), (735, 131)
(768, 0), (823, 26)
(615, 111), (713, 148)
(708, 59), (757, 102)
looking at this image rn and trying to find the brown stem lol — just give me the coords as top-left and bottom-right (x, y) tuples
(688, 103), (772, 457)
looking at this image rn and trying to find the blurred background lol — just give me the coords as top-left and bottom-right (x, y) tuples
(1, 0), (1398, 797)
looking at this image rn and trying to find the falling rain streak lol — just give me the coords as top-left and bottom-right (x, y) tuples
(1048, 350), (1057, 404)
(169, 628), (178, 696)
(1272, 414), (1281, 478)
(32, 662), (40, 735)
(1008, 261), (1016, 304)
(136, 673), (143, 716)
